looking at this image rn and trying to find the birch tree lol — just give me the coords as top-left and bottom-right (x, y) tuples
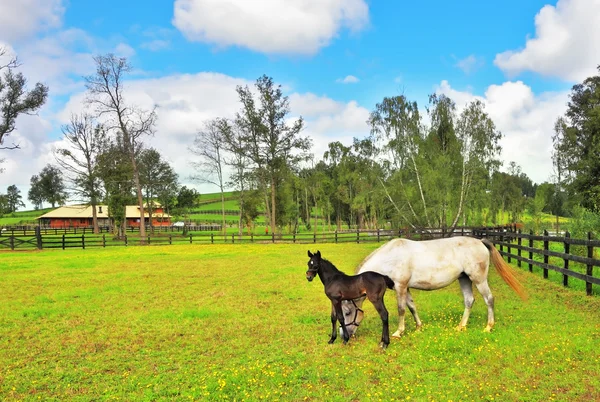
(189, 118), (230, 234)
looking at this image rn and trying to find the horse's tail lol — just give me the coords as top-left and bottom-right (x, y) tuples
(383, 275), (395, 290)
(481, 239), (528, 301)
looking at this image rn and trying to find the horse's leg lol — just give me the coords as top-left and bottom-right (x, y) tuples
(456, 275), (475, 331)
(474, 280), (495, 332)
(406, 290), (422, 329)
(368, 293), (390, 349)
(328, 303), (338, 344)
(392, 284), (408, 338)
(334, 300), (350, 344)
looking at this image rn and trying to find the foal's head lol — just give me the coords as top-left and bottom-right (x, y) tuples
(306, 250), (322, 281)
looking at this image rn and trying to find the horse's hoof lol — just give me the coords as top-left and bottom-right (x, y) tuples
(379, 342), (389, 350)
(415, 324), (423, 331)
(483, 325), (493, 333)
(455, 325), (467, 332)
(328, 339), (335, 344)
(391, 330), (404, 338)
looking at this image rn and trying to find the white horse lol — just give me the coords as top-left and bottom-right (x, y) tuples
(341, 236), (527, 338)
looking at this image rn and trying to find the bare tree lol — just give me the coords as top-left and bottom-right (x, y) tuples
(54, 113), (106, 233)
(84, 54), (156, 239)
(189, 118), (231, 234)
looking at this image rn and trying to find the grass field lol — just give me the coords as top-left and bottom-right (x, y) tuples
(1, 244), (599, 401)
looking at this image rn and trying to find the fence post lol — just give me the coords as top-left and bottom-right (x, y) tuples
(335, 230), (338, 244)
(169, 235), (172, 245)
(517, 229), (522, 268)
(313, 233), (316, 243)
(587, 232), (594, 296)
(272, 232), (275, 243)
(102, 234), (106, 248)
(507, 230), (512, 263)
(147, 235), (151, 245)
(543, 229), (549, 279)
(251, 233), (253, 243)
(35, 227), (42, 250)
(499, 230), (504, 255)
(82, 234), (85, 249)
(529, 229), (533, 272)
(356, 229), (359, 244)
(293, 232), (296, 243)
(377, 228), (380, 243)
(125, 235), (128, 246)
(563, 231), (570, 287)
(232, 234), (235, 244)
(62, 234), (65, 250)
(10, 235), (14, 250)
(211, 233), (214, 244)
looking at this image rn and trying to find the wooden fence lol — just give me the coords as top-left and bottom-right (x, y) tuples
(1, 225), (493, 252)
(477, 228), (599, 296)
(4, 224), (596, 295)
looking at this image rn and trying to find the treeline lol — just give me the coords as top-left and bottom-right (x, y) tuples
(7, 54), (600, 237)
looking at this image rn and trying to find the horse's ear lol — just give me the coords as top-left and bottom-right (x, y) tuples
(316, 250), (321, 258)
(308, 250), (313, 258)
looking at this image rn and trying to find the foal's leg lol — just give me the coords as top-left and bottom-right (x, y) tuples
(474, 280), (495, 332)
(406, 290), (423, 329)
(334, 300), (350, 343)
(368, 292), (390, 349)
(392, 283), (408, 338)
(328, 303), (338, 344)
(456, 275), (475, 331)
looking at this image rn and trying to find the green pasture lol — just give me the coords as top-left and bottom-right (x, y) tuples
(1, 244), (599, 401)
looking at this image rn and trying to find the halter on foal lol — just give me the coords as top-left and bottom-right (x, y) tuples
(306, 250), (394, 349)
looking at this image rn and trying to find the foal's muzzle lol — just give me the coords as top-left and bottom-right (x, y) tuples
(306, 272), (315, 281)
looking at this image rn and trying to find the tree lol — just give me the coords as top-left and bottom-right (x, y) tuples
(235, 75), (311, 233)
(554, 65), (600, 211)
(96, 135), (134, 235)
(138, 148), (178, 229)
(54, 113), (106, 233)
(28, 175), (44, 210)
(176, 186), (199, 223)
(0, 47), (49, 149)
(6, 185), (25, 212)
(29, 165), (68, 208)
(189, 118), (230, 234)
(85, 53), (156, 239)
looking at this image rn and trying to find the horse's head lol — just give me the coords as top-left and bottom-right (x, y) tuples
(340, 298), (366, 337)
(306, 250), (321, 281)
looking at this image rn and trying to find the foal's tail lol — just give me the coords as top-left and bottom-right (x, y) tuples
(383, 275), (395, 290)
(482, 239), (528, 301)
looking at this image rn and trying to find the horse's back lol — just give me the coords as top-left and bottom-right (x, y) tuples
(357, 236), (489, 289)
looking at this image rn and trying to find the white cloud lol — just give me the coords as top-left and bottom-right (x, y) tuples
(172, 0), (369, 55)
(114, 43), (136, 58)
(336, 75), (360, 84)
(455, 54), (484, 74)
(435, 80), (568, 184)
(494, 0), (600, 81)
(0, 0), (65, 43)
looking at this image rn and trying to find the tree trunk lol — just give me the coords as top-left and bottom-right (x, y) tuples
(130, 155), (146, 240)
(270, 178), (276, 234)
(91, 201), (99, 234)
(220, 186), (226, 235)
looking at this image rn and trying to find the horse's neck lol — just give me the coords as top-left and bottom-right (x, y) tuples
(318, 260), (344, 285)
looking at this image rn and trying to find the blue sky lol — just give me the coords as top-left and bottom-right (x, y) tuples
(1, 0), (599, 207)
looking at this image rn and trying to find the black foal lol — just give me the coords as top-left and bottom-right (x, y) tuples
(306, 250), (394, 349)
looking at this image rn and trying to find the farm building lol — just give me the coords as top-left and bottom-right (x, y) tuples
(37, 204), (172, 228)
